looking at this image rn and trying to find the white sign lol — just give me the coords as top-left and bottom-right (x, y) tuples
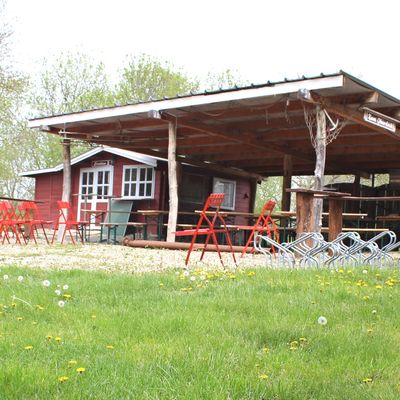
(363, 111), (396, 133)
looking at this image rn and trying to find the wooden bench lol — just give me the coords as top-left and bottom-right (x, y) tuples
(100, 222), (147, 243)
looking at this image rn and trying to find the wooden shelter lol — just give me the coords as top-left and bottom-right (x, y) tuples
(28, 71), (400, 240)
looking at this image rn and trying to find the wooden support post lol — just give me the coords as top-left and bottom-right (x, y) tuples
(313, 105), (327, 233)
(328, 198), (343, 241)
(249, 178), (258, 213)
(166, 121), (178, 242)
(58, 139), (71, 242)
(281, 154), (292, 211)
(296, 192), (315, 238)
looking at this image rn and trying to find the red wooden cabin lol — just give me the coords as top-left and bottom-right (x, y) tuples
(22, 146), (255, 239)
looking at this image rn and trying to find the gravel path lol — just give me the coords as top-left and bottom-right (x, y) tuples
(0, 242), (266, 273)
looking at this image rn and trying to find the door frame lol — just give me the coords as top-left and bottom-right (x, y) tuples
(78, 165), (114, 224)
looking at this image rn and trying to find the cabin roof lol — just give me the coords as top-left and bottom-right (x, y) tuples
(21, 146), (159, 176)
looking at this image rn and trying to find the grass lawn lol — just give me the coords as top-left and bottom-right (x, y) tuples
(0, 264), (399, 399)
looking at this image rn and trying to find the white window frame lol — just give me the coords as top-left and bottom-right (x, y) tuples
(212, 177), (236, 210)
(121, 165), (155, 200)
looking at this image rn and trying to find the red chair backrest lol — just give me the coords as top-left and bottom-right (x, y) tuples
(205, 193), (225, 210)
(254, 200), (276, 227)
(57, 201), (77, 223)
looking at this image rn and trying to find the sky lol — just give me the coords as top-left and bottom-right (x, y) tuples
(4, 0), (400, 98)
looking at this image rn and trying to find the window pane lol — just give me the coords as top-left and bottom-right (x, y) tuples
(82, 173), (87, 185)
(131, 169), (137, 181)
(146, 168), (153, 180)
(104, 186), (109, 196)
(146, 183), (152, 196)
(104, 171), (109, 184)
(139, 183), (145, 196)
(125, 168), (130, 182)
(98, 171), (103, 184)
(124, 184), (129, 197)
(98, 187), (103, 197)
(140, 168), (146, 181)
(131, 183), (136, 196)
(88, 173), (94, 185)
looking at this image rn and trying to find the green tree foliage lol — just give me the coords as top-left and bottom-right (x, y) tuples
(31, 52), (114, 116)
(115, 54), (199, 104)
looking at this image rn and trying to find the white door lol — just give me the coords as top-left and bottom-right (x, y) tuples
(78, 166), (113, 224)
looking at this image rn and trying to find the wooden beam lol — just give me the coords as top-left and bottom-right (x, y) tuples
(281, 155), (292, 212)
(166, 121), (178, 242)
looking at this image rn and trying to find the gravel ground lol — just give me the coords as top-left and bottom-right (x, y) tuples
(0, 242), (266, 273)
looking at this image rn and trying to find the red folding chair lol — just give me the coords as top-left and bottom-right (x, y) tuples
(0, 201), (27, 245)
(19, 201), (52, 244)
(174, 193), (237, 266)
(233, 200), (279, 256)
(51, 201), (89, 244)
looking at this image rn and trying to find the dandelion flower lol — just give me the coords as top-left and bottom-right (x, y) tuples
(159, 283), (164, 287)
(68, 360), (78, 366)
(362, 377), (373, 383)
(76, 367), (86, 374)
(318, 316), (328, 325)
(42, 280), (50, 287)
(190, 276), (196, 281)
(58, 376), (69, 383)
(62, 294), (72, 300)
(63, 284), (69, 290)
(258, 373), (269, 380)
(58, 300), (65, 308)
(3, 274), (9, 280)
(372, 309), (377, 315)
(17, 317), (23, 321)
(46, 335), (53, 341)
(55, 289), (61, 296)
(362, 269), (368, 274)
(91, 315), (96, 319)
(183, 271), (190, 277)
(24, 345), (33, 350)
(17, 275), (24, 282)
(55, 336), (62, 342)
(106, 345), (114, 349)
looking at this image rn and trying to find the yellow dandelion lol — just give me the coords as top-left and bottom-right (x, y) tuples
(91, 315), (96, 319)
(46, 335), (53, 341)
(63, 294), (72, 300)
(68, 360), (78, 366)
(362, 377), (373, 383)
(262, 347), (270, 353)
(367, 328), (373, 334)
(11, 303), (16, 308)
(258, 373), (269, 380)
(58, 376), (69, 383)
(76, 367), (86, 374)
(24, 345), (33, 350)
(16, 317), (23, 321)
(375, 285), (383, 289)
(299, 337), (307, 342)
(106, 345), (114, 349)
(159, 283), (164, 287)
(55, 337), (62, 343)
(289, 346), (298, 351)
(247, 271), (256, 277)
(290, 341), (298, 346)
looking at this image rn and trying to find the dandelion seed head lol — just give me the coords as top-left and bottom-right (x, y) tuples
(58, 300), (65, 308)
(318, 316), (328, 325)
(42, 280), (51, 287)
(17, 275), (24, 282)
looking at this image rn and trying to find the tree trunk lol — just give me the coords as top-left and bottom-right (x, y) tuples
(57, 139), (71, 241)
(313, 105), (326, 232)
(166, 121), (178, 242)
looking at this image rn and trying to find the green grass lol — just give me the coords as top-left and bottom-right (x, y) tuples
(0, 265), (399, 399)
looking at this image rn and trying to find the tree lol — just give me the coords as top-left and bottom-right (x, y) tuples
(28, 52), (116, 168)
(115, 54), (199, 104)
